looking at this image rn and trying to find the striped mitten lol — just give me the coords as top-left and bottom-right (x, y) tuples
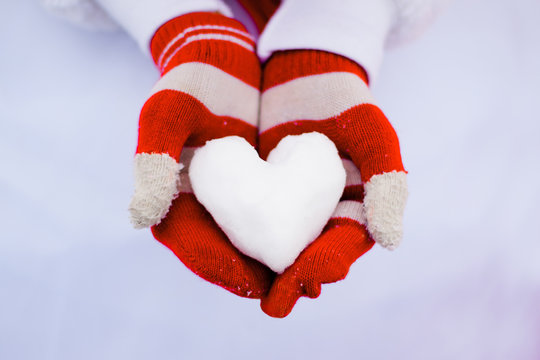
(129, 12), (273, 298)
(259, 50), (408, 317)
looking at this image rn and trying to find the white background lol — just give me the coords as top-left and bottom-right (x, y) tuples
(1, 0), (539, 359)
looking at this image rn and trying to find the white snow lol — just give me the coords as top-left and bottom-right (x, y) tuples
(189, 133), (346, 273)
(2, 1), (540, 359)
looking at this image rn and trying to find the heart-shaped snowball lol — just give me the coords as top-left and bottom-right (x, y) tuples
(189, 132), (346, 273)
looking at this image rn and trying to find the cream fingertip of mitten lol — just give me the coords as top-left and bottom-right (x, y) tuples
(363, 171), (408, 250)
(129, 153), (183, 229)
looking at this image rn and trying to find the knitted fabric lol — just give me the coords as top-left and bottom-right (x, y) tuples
(132, 12), (273, 298)
(259, 50), (407, 317)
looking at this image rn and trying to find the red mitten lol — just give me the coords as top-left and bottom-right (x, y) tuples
(129, 12), (273, 298)
(259, 50), (408, 317)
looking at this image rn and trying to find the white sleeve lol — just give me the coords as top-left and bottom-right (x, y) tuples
(40, 0), (120, 31)
(41, 0), (233, 53)
(94, 0), (233, 53)
(387, 0), (451, 47)
(257, 0), (447, 82)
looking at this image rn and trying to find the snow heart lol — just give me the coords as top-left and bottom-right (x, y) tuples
(189, 132), (346, 273)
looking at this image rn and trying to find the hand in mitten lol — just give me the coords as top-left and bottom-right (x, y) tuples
(129, 12), (273, 298)
(258, 50), (408, 317)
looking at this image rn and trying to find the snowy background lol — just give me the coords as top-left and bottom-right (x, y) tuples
(1, 0), (539, 359)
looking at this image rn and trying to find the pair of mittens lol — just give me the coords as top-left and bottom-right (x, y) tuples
(130, 13), (407, 317)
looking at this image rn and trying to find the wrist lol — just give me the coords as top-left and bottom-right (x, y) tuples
(149, 12), (260, 89)
(257, 0), (395, 82)
(263, 50), (369, 91)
